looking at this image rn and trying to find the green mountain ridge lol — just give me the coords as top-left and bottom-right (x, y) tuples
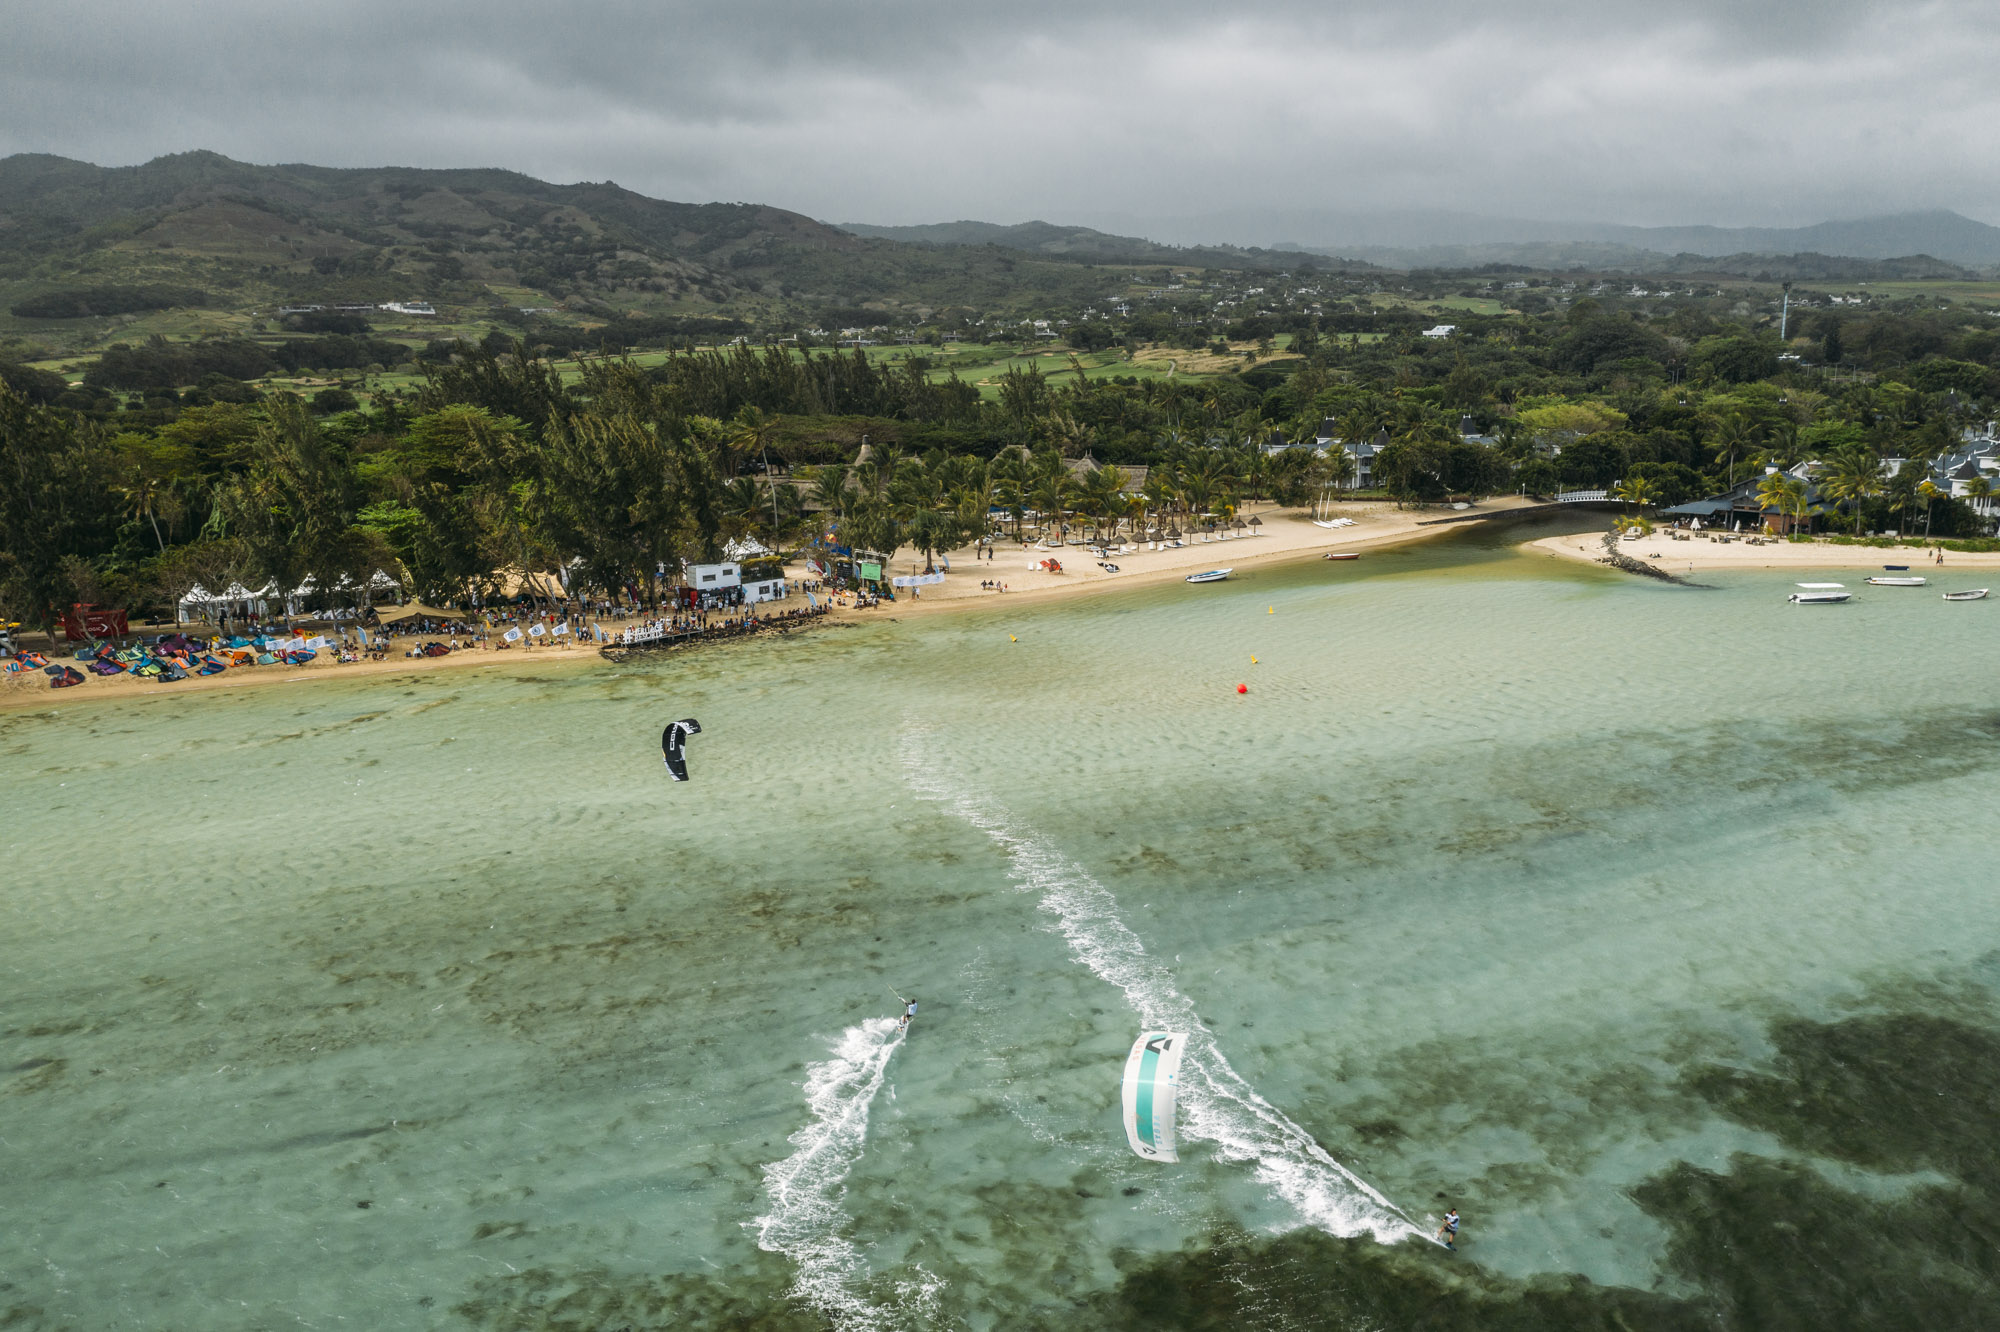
(833, 217), (1377, 273)
(0, 152), (1357, 350)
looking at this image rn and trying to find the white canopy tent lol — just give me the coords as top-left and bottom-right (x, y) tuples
(178, 571), (403, 623)
(176, 582), (276, 624)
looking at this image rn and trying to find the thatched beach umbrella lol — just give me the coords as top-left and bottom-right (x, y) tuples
(1248, 515), (1263, 532)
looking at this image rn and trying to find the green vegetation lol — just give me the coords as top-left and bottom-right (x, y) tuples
(6, 154), (2000, 630)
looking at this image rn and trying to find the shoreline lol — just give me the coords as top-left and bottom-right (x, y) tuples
(1531, 529), (2000, 575)
(1, 499), (1543, 713)
(852, 496), (1549, 623)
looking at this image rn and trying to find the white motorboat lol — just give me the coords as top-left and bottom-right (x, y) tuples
(1184, 569), (1232, 584)
(1788, 590), (1852, 604)
(1796, 582), (1844, 589)
(1865, 576), (1926, 586)
(1323, 552), (1360, 561)
(1942, 588), (1989, 601)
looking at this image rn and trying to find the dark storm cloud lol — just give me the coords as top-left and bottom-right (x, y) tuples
(2, 2), (1992, 233)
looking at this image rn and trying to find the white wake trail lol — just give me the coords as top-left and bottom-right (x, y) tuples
(752, 1019), (942, 1329)
(903, 732), (1421, 1245)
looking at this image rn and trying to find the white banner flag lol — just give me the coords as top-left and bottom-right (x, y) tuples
(503, 626), (524, 642)
(551, 621), (570, 637)
(528, 622), (547, 637)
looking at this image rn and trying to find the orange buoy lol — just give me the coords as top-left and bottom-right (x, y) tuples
(1236, 683), (1248, 694)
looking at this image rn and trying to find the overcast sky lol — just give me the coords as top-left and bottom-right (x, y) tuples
(4, 1), (1994, 240)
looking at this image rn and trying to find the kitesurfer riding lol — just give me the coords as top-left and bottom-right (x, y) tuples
(897, 995), (917, 1033)
(1436, 1207), (1459, 1250)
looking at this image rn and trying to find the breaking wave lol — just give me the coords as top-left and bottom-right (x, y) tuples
(752, 1018), (943, 1328)
(903, 730), (1421, 1245)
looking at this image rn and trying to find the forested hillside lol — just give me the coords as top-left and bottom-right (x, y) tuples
(0, 152), (1351, 342)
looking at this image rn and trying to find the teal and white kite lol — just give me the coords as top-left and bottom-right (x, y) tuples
(1121, 1031), (1187, 1162)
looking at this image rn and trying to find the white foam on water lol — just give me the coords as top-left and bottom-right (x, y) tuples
(903, 732), (1423, 1246)
(752, 1018), (941, 1328)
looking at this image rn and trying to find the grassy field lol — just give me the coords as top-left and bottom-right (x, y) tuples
(1365, 292), (1512, 316)
(13, 301), (1297, 405)
(1843, 279), (2000, 308)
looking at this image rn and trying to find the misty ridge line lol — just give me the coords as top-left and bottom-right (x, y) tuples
(836, 210), (2000, 273)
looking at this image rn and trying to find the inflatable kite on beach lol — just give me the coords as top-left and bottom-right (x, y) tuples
(662, 718), (702, 781)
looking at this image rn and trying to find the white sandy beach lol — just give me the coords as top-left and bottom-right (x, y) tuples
(2, 497), (1540, 711)
(1531, 528), (2000, 575)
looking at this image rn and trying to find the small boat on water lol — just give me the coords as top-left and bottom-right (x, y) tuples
(1323, 552), (1360, 561)
(1185, 569), (1232, 584)
(1789, 590), (1853, 604)
(1865, 576), (1926, 586)
(1796, 582), (1844, 589)
(1942, 588), (1989, 601)
(1884, 564), (1910, 570)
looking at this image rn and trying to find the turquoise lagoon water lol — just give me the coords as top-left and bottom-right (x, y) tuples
(7, 520), (2000, 1329)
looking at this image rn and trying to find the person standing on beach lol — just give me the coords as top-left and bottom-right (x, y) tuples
(1436, 1208), (1459, 1250)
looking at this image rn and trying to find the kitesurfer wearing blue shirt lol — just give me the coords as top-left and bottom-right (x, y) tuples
(897, 996), (917, 1033)
(1436, 1208), (1459, 1250)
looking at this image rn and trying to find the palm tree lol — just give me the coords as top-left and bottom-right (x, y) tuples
(1755, 472), (1808, 536)
(1917, 478), (1945, 538)
(1709, 415), (1759, 488)
(1817, 447), (1881, 536)
(807, 464), (851, 519)
(1965, 476), (1994, 534)
(1613, 476), (1655, 532)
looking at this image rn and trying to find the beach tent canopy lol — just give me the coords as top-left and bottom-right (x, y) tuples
(377, 603), (477, 624)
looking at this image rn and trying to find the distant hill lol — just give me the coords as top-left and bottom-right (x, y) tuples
(1601, 211), (2000, 266)
(1070, 207), (2000, 270)
(0, 152), (1351, 340)
(1285, 240), (1976, 279)
(834, 218), (1375, 273)
(0, 150), (856, 312)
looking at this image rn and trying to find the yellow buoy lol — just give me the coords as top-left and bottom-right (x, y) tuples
(1267, 606), (1274, 614)
(1009, 635), (1017, 642)
(1251, 655), (1258, 665)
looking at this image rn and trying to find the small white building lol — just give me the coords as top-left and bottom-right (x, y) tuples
(1421, 324), (1457, 339)
(687, 562), (740, 591)
(741, 574), (788, 605)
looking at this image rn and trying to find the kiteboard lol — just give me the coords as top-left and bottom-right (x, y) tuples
(1121, 1031), (1187, 1162)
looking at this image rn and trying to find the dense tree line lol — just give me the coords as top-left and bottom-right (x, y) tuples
(86, 333), (412, 391)
(5, 286), (1998, 633)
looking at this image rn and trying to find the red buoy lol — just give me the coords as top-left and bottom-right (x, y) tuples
(1236, 683), (1248, 694)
